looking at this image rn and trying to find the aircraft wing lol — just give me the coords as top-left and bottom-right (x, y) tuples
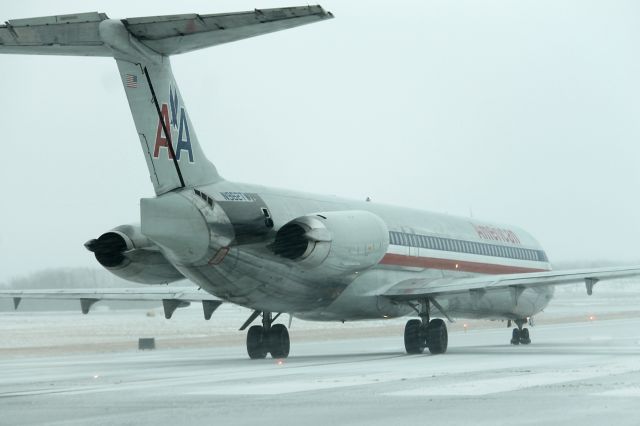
(381, 265), (640, 300)
(0, 288), (223, 320)
(0, 6), (332, 57)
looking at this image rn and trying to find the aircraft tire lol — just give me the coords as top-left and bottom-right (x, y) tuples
(510, 328), (521, 345)
(520, 328), (531, 345)
(404, 319), (425, 354)
(268, 324), (290, 359)
(247, 325), (268, 359)
(426, 319), (448, 354)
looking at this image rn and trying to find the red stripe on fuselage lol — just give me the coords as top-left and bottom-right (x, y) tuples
(379, 253), (549, 274)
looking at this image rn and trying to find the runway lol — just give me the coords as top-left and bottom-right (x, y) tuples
(2, 316), (640, 426)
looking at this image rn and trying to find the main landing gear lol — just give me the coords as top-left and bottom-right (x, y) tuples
(245, 311), (290, 359)
(509, 318), (531, 345)
(404, 299), (448, 355)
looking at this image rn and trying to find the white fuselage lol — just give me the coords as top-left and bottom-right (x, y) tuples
(158, 180), (554, 323)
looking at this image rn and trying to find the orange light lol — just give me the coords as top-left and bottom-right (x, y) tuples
(276, 359), (284, 366)
(589, 315), (596, 321)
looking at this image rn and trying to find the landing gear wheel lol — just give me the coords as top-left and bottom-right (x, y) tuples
(520, 328), (531, 345)
(247, 325), (268, 359)
(268, 324), (290, 358)
(510, 328), (521, 345)
(426, 319), (448, 354)
(404, 319), (425, 354)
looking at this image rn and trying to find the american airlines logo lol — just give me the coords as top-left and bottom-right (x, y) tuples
(153, 86), (194, 163)
(473, 225), (521, 245)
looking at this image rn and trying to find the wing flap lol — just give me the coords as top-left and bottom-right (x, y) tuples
(382, 266), (640, 300)
(0, 287), (219, 302)
(0, 287), (223, 319)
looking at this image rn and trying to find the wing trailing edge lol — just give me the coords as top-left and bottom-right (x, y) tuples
(0, 288), (223, 320)
(381, 265), (640, 300)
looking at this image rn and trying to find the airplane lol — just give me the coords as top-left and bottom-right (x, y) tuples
(1, 5), (639, 359)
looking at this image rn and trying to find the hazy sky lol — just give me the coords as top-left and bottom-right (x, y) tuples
(2, 0), (640, 283)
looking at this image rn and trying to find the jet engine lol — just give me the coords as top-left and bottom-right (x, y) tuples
(85, 224), (184, 284)
(271, 210), (389, 275)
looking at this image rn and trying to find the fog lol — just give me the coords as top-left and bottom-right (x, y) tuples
(2, 0), (640, 283)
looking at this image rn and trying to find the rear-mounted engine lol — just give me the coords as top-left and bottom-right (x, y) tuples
(271, 210), (389, 275)
(85, 224), (184, 284)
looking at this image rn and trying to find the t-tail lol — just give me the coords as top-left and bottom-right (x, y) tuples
(0, 7), (332, 194)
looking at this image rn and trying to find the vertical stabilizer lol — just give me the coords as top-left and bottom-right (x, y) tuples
(100, 19), (220, 194)
(0, 7), (333, 194)
(115, 57), (221, 194)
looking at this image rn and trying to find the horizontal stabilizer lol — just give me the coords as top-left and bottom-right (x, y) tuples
(0, 6), (332, 57)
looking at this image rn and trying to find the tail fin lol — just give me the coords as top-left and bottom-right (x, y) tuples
(0, 7), (333, 194)
(114, 53), (217, 194)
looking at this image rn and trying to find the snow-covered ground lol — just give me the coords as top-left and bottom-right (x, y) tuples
(0, 280), (639, 425)
(1, 279), (639, 356)
(1, 315), (640, 425)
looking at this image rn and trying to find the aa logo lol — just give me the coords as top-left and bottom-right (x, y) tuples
(153, 86), (194, 163)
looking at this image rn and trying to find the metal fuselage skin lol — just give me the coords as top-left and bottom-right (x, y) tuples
(140, 179), (554, 323)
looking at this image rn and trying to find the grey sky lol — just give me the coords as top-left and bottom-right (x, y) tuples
(1, 0), (640, 283)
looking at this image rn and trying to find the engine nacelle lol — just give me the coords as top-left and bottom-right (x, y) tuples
(271, 210), (389, 275)
(85, 224), (184, 284)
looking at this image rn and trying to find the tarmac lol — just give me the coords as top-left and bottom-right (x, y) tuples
(1, 284), (640, 425)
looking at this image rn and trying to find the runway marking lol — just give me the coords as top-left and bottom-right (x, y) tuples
(387, 363), (640, 397)
(594, 387), (640, 397)
(0, 387), (102, 398)
(189, 376), (386, 395)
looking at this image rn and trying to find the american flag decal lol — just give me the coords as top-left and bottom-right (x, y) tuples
(125, 74), (138, 88)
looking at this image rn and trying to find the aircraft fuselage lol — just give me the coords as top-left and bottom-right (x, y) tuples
(148, 180), (554, 322)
